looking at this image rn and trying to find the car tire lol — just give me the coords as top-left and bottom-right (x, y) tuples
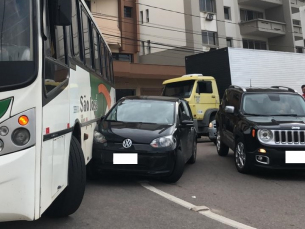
(234, 140), (251, 174)
(187, 138), (197, 164)
(216, 131), (229, 157)
(162, 147), (184, 183)
(44, 136), (86, 217)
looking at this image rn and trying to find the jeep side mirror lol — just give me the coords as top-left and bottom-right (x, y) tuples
(180, 120), (194, 126)
(225, 106), (234, 114)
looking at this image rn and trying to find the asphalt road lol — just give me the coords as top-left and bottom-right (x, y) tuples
(1, 138), (305, 229)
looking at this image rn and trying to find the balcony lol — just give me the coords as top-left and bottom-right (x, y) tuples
(293, 25), (303, 40)
(238, 0), (282, 9)
(291, 0), (305, 8)
(240, 19), (286, 38)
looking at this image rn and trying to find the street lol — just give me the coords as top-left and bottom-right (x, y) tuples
(1, 138), (305, 229)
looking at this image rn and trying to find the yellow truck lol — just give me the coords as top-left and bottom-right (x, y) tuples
(162, 74), (220, 137)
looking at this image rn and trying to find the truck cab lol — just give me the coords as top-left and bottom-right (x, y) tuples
(162, 74), (220, 137)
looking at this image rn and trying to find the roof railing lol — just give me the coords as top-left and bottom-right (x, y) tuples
(270, 86), (297, 93)
(229, 85), (246, 92)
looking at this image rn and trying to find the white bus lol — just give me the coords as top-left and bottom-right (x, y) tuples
(0, 0), (115, 222)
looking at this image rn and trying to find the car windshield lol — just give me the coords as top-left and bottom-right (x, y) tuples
(242, 93), (305, 116)
(163, 80), (195, 98)
(106, 100), (175, 124)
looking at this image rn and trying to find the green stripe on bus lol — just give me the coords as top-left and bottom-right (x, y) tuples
(0, 98), (11, 118)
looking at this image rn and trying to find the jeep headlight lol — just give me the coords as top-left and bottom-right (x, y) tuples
(151, 135), (176, 148)
(258, 129), (273, 142)
(94, 131), (107, 143)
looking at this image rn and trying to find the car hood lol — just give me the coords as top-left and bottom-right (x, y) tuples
(246, 116), (305, 129)
(99, 121), (175, 144)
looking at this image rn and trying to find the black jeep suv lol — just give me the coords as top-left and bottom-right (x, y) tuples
(216, 85), (305, 173)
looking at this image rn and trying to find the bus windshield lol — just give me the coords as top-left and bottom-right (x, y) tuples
(0, 0), (35, 91)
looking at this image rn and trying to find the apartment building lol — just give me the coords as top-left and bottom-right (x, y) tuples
(85, 0), (185, 100)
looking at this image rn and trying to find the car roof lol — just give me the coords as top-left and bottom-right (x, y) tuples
(163, 75), (215, 84)
(228, 86), (298, 94)
(121, 96), (181, 102)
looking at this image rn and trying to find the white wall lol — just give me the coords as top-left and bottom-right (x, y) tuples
(229, 48), (305, 94)
(138, 0), (187, 55)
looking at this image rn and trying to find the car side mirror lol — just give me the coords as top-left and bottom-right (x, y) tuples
(225, 106), (234, 114)
(54, 0), (72, 26)
(180, 120), (194, 126)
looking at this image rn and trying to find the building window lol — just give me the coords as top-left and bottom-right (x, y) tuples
(147, 40), (151, 53)
(124, 6), (132, 18)
(296, 47), (304, 53)
(293, 19), (301, 26)
(224, 7), (231, 20)
(140, 11), (143, 24)
(240, 9), (263, 22)
(202, 31), (218, 46)
(141, 41), (145, 55)
(226, 38), (232, 47)
(199, 0), (216, 13)
(146, 9), (149, 22)
(112, 53), (133, 62)
(243, 39), (267, 50)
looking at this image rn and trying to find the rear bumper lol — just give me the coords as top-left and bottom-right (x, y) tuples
(92, 143), (176, 176)
(0, 147), (36, 222)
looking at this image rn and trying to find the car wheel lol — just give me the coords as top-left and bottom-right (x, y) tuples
(44, 136), (86, 217)
(234, 140), (251, 174)
(216, 131), (229, 157)
(187, 138), (197, 164)
(162, 147), (184, 183)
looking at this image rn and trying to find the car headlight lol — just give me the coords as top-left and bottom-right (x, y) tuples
(209, 122), (213, 128)
(258, 129), (273, 142)
(151, 135), (176, 148)
(94, 131), (107, 143)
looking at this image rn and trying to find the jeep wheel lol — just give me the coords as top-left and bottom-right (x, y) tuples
(216, 131), (229, 156)
(234, 140), (251, 174)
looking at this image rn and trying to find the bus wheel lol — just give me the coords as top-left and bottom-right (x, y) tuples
(45, 136), (86, 217)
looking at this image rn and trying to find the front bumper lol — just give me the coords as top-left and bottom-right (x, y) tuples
(248, 146), (305, 169)
(208, 127), (217, 140)
(0, 147), (36, 222)
(92, 142), (176, 176)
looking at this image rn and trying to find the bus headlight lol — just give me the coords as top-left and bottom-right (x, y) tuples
(0, 126), (9, 136)
(0, 139), (4, 151)
(11, 128), (30, 146)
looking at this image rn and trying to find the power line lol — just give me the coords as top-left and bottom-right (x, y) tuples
(94, 13), (303, 51)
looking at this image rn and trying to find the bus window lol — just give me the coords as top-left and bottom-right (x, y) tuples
(100, 39), (106, 79)
(93, 29), (101, 74)
(71, 0), (80, 60)
(82, 9), (92, 68)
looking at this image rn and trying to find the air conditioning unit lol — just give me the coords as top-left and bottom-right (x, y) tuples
(206, 13), (214, 21)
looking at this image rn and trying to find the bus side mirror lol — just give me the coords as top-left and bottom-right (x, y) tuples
(55, 0), (72, 26)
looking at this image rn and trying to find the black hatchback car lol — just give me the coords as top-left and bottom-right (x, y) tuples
(91, 96), (197, 182)
(216, 86), (305, 173)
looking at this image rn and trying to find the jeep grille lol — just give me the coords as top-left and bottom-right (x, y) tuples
(273, 130), (305, 145)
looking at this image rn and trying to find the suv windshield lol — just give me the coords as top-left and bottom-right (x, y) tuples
(0, 0), (35, 91)
(242, 93), (305, 116)
(106, 100), (175, 124)
(163, 80), (195, 98)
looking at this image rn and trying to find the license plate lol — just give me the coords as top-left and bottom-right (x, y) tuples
(113, 153), (138, 165)
(285, 151), (305, 164)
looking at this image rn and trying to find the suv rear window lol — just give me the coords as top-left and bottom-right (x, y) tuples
(242, 93), (305, 116)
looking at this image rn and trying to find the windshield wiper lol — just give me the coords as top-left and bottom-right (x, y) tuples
(243, 113), (266, 116)
(270, 114), (298, 117)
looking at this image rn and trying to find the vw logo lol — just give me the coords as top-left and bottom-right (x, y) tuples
(122, 139), (132, 148)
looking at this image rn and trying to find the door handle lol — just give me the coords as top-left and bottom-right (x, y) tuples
(212, 95), (215, 98)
